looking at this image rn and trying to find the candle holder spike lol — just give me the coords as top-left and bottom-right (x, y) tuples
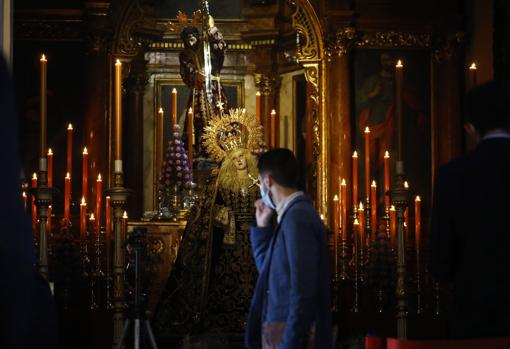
(106, 171), (132, 348)
(392, 160), (409, 339)
(35, 167), (54, 280)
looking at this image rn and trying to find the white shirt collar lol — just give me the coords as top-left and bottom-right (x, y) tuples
(276, 191), (304, 223)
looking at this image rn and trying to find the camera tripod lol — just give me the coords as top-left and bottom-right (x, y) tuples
(116, 228), (158, 349)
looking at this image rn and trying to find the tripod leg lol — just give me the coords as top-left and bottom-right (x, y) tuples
(134, 319), (141, 349)
(145, 320), (159, 349)
(115, 320), (130, 349)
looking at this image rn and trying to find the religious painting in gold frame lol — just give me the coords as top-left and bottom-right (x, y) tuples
(152, 78), (244, 208)
(351, 48), (432, 218)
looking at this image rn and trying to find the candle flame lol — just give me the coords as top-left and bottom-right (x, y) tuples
(158, 107), (164, 114)
(122, 211), (128, 219)
(66, 172), (71, 179)
(353, 218), (359, 225)
(271, 109), (276, 116)
(41, 54), (47, 61)
(172, 88), (177, 93)
(320, 214), (324, 221)
(415, 195), (421, 202)
(115, 59), (121, 65)
(396, 60), (403, 68)
(32, 172), (37, 180)
(68, 123), (73, 130)
(333, 194), (339, 201)
(390, 205), (396, 211)
(404, 181), (409, 189)
(341, 178), (347, 186)
(97, 173), (102, 181)
(89, 213), (95, 220)
(188, 107), (193, 113)
(106, 196), (111, 200)
(469, 62), (477, 70)
(384, 151), (390, 158)
(353, 151), (358, 158)
(359, 202), (364, 210)
(22, 191), (27, 198)
(48, 148), (53, 156)
(256, 91), (261, 96)
(81, 197), (86, 205)
(371, 180), (377, 187)
(83, 147), (88, 155)
(364, 126), (370, 133)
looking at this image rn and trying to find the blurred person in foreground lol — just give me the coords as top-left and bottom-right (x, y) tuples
(430, 80), (510, 338)
(0, 54), (58, 348)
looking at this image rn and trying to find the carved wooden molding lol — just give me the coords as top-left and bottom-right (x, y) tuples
(356, 31), (431, 48)
(14, 20), (83, 41)
(288, 0), (328, 216)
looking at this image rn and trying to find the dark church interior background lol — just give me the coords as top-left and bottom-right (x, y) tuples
(4, 0), (510, 348)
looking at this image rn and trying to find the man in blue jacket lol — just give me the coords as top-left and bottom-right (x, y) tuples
(246, 148), (332, 349)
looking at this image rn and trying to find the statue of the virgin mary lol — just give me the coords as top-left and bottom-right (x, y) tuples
(153, 108), (264, 345)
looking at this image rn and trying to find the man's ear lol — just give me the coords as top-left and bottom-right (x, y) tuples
(263, 175), (273, 189)
(464, 122), (481, 144)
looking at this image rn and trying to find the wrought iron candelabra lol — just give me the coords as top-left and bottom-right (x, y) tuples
(35, 160), (54, 279)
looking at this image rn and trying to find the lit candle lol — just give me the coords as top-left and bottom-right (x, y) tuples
(364, 127), (370, 198)
(352, 151), (358, 204)
(114, 59), (122, 163)
(89, 213), (96, 234)
(270, 109), (277, 148)
(404, 181), (409, 237)
(256, 91), (261, 124)
(390, 205), (396, 248)
(64, 172), (71, 224)
(333, 195), (339, 235)
(341, 179), (347, 240)
(171, 88), (177, 126)
(384, 151), (390, 207)
(31, 173), (37, 233)
(415, 196), (421, 251)
(82, 147), (88, 203)
(105, 196), (111, 243)
(80, 197), (86, 240)
(469, 62), (477, 89)
(371, 180), (377, 234)
(122, 211), (128, 239)
(157, 107), (164, 169)
(47, 148), (53, 188)
(96, 174), (102, 236)
(67, 124), (73, 176)
(353, 218), (360, 249)
(40, 54), (47, 159)
(22, 191), (27, 211)
(358, 202), (365, 246)
(395, 59), (403, 161)
(187, 107), (194, 169)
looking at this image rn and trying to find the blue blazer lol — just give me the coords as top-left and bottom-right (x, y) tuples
(245, 195), (332, 349)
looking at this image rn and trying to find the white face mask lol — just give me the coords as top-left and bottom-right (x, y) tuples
(259, 177), (276, 210)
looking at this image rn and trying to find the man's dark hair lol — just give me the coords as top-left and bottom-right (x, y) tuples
(465, 80), (510, 136)
(258, 148), (299, 188)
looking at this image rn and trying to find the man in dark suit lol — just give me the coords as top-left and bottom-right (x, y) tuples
(0, 54), (58, 348)
(246, 148), (332, 349)
(430, 80), (510, 338)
